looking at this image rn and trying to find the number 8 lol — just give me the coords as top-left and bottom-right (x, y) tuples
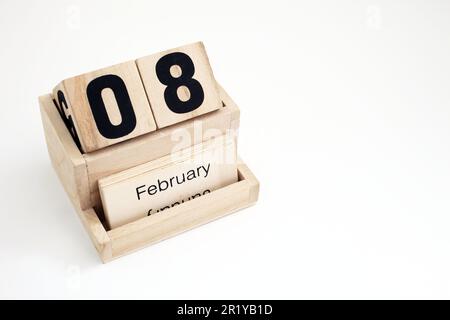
(155, 52), (204, 114)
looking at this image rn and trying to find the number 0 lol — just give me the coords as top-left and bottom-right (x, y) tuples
(86, 74), (137, 139)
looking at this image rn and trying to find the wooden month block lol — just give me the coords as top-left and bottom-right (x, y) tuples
(99, 136), (238, 229)
(136, 42), (221, 129)
(53, 61), (157, 153)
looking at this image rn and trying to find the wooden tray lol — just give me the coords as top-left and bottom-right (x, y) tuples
(39, 86), (259, 263)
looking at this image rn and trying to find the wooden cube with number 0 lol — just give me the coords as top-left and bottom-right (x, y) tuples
(53, 61), (157, 153)
(136, 42), (221, 129)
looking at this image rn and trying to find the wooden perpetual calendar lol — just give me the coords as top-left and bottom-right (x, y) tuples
(39, 42), (259, 262)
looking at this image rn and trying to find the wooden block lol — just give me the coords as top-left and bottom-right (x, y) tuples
(136, 42), (221, 128)
(99, 136), (238, 229)
(52, 84), (82, 150)
(53, 61), (157, 152)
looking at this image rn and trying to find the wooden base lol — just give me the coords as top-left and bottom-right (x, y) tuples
(78, 160), (258, 262)
(39, 84), (259, 263)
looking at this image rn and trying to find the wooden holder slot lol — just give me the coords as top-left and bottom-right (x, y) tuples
(39, 85), (259, 263)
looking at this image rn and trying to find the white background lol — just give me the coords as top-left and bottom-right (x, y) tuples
(1, 0), (450, 299)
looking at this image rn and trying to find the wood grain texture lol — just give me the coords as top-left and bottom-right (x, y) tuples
(54, 61), (157, 152)
(136, 42), (221, 128)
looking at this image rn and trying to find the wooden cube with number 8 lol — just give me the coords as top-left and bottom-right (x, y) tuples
(53, 61), (157, 153)
(136, 42), (221, 129)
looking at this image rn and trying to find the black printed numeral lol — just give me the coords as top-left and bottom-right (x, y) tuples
(86, 74), (137, 139)
(54, 90), (82, 150)
(155, 52), (204, 114)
